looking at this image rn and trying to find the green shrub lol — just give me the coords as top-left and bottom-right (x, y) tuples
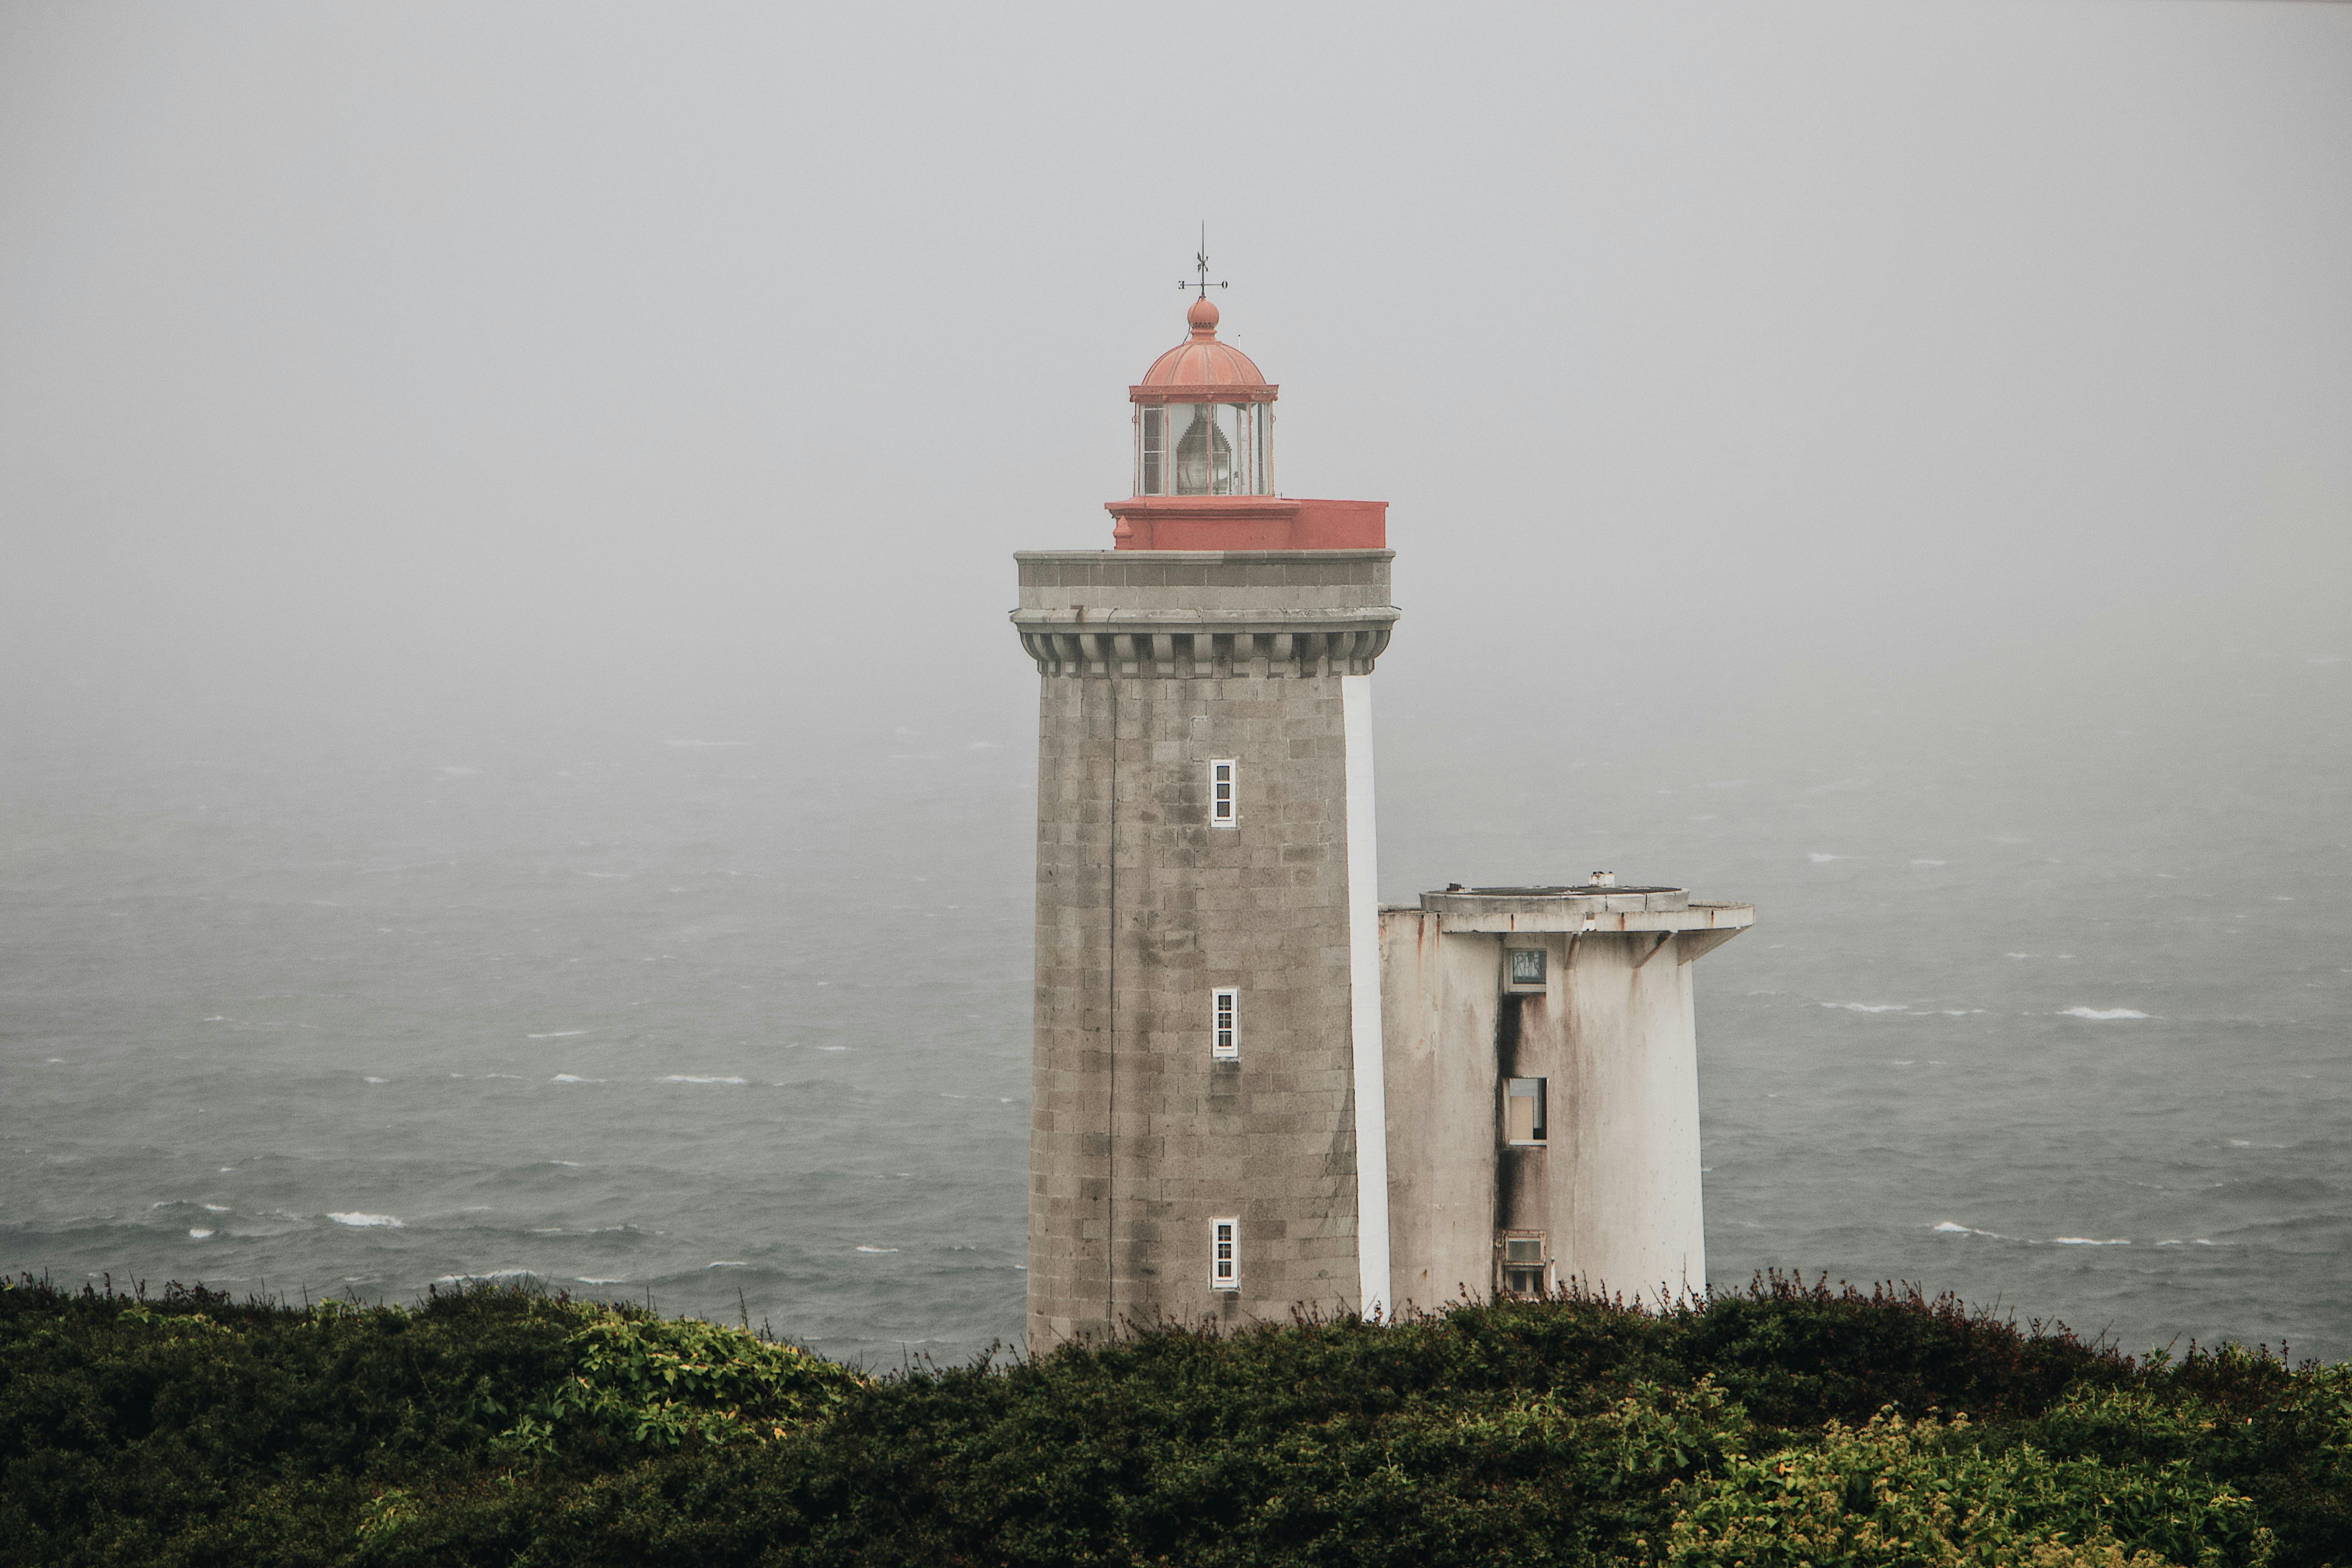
(1668, 1405), (2273, 1568)
(490, 1313), (862, 1456)
(1, 1273), (2344, 1568)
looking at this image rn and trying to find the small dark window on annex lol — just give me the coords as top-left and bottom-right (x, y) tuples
(1502, 1235), (1546, 1296)
(1506, 947), (1546, 990)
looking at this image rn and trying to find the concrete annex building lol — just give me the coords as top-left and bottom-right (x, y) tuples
(1010, 283), (1753, 1349)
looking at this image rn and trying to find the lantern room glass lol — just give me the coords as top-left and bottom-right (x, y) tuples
(1135, 401), (1272, 496)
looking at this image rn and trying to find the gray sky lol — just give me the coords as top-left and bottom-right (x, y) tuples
(3, 1), (2347, 749)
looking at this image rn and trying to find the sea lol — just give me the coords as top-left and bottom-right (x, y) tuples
(3, 629), (2346, 1370)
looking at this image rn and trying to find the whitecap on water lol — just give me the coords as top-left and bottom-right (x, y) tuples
(856, 1245), (899, 1254)
(1824, 1002), (1908, 1014)
(328, 1212), (403, 1229)
(529, 1030), (588, 1039)
(2052, 1237), (2130, 1246)
(188, 1228), (214, 1240)
(551, 1073), (606, 1084)
(662, 1074), (748, 1085)
(1932, 1221), (2005, 1239)
(706, 1260), (748, 1268)
(2060, 1007), (2149, 1021)
(1808, 853), (1845, 863)
(363, 1076), (388, 1084)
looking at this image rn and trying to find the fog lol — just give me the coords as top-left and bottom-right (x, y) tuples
(5, 2), (2345, 755)
(3, 4), (2349, 1352)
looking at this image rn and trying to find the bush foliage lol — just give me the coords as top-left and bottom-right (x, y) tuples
(2, 1272), (2345, 1567)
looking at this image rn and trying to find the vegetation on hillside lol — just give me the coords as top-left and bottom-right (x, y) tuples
(3, 1271), (2346, 1567)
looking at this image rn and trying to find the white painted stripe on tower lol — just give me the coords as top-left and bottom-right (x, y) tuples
(1340, 672), (1390, 1319)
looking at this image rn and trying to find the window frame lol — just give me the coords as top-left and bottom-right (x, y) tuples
(1504, 946), (1548, 992)
(1212, 987), (1239, 1060)
(1500, 1233), (1548, 1297)
(1208, 759), (1237, 827)
(1505, 1077), (1548, 1146)
(1137, 405), (1166, 495)
(1135, 400), (1273, 496)
(1211, 1216), (1240, 1291)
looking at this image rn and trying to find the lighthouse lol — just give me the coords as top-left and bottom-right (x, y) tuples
(1011, 269), (1752, 1349)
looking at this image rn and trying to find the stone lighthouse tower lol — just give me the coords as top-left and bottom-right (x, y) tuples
(1011, 274), (1752, 1350)
(1012, 284), (1396, 1347)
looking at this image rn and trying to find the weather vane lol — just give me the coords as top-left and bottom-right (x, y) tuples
(1180, 222), (1228, 299)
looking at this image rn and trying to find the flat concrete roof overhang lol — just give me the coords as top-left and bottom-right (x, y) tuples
(1402, 886), (1755, 957)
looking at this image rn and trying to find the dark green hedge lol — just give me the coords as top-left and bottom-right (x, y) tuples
(3, 1273), (2344, 1567)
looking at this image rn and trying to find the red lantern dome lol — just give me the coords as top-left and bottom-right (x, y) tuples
(1107, 294), (1384, 552)
(1135, 298), (1272, 396)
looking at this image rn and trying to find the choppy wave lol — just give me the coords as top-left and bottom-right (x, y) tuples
(2061, 1007), (2149, 1021)
(1936, 1221), (2140, 1247)
(662, 1075), (748, 1085)
(328, 1212), (403, 1229)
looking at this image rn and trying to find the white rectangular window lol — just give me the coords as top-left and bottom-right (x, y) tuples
(1505, 947), (1548, 991)
(1212, 988), (1238, 1060)
(1211, 1217), (1239, 1290)
(1506, 1077), (1547, 1145)
(1209, 759), (1236, 826)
